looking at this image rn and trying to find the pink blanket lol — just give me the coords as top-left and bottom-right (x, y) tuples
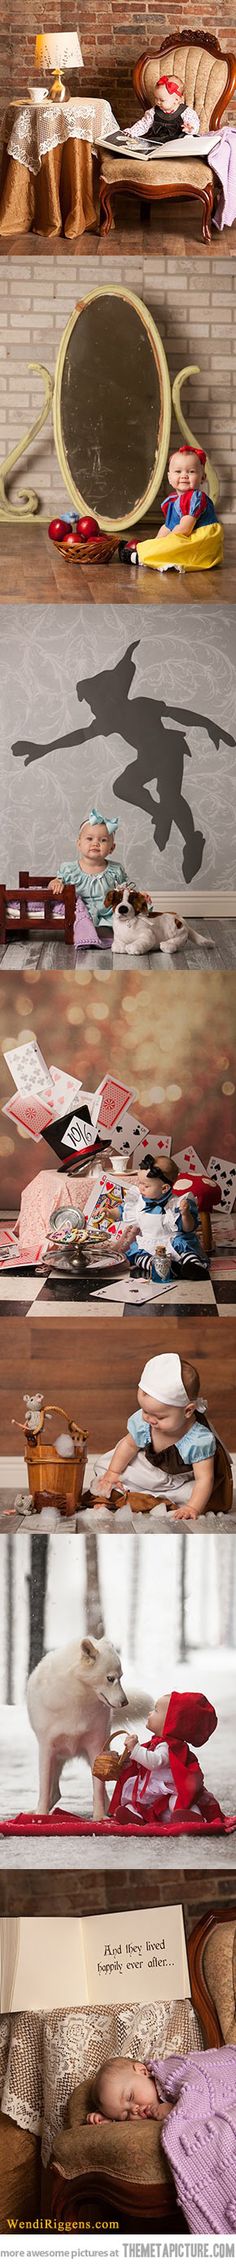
(151, 2047), (236, 2232)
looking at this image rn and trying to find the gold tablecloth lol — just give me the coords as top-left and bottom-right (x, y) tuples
(0, 140), (97, 237)
(0, 99), (117, 237)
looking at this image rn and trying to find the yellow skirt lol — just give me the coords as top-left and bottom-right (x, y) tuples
(137, 522), (224, 573)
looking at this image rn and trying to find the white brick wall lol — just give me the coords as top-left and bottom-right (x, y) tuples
(0, 254), (235, 521)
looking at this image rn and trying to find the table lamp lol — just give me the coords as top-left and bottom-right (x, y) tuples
(34, 32), (84, 103)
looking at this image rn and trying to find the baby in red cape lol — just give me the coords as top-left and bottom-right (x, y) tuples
(109, 1690), (230, 1830)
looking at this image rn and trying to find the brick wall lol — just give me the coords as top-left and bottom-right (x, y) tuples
(0, 255), (235, 526)
(0, 4), (236, 120)
(4, 1866), (236, 1916)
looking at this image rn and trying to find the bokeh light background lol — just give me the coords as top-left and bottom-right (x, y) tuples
(0, 969), (235, 1210)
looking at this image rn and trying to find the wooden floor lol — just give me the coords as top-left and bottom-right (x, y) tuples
(0, 1312), (235, 1453)
(1, 919), (236, 971)
(0, 525), (234, 605)
(1, 204), (236, 258)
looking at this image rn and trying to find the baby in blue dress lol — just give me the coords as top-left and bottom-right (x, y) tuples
(121, 1153), (207, 1281)
(96, 1351), (217, 1523)
(49, 808), (127, 932)
(160, 445), (217, 538)
(166, 1191), (208, 1278)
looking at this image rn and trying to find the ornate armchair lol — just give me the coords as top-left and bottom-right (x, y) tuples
(188, 1908), (236, 2046)
(42, 1996), (201, 2231)
(99, 31), (236, 243)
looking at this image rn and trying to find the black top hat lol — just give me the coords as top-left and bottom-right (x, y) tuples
(42, 1103), (106, 1172)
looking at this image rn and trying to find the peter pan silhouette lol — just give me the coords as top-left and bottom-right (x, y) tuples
(12, 640), (235, 881)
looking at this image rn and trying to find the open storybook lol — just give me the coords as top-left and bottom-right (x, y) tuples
(0, 1907), (190, 2013)
(101, 130), (218, 159)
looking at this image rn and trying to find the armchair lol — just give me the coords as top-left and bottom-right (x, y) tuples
(99, 31), (236, 243)
(188, 1907), (236, 2046)
(41, 1996), (201, 2231)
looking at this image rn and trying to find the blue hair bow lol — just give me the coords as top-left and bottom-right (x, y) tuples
(88, 808), (118, 834)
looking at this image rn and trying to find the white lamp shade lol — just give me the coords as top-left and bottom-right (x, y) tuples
(35, 33), (83, 70)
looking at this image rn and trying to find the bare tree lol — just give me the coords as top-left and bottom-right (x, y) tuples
(84, 1535), (104, 1638)
(128, 1534), (140, 1664)
(27, 1539), (49, 1676)
(216, 1536), (236, 1648)
(179, 1534), (188, 1660)
(6, 1536), (13, 1704)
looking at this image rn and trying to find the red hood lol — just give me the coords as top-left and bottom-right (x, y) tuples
(163, 1690), (217, 1748)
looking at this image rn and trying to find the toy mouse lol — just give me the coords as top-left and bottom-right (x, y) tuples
(23, 1393), (45, 1443)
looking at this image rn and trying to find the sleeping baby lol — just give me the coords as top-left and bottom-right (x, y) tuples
(85, 2045), (236, 2235)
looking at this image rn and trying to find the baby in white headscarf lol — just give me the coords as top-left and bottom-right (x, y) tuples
(48, 809), (127, 931)
(96, 1352), (217, 1522)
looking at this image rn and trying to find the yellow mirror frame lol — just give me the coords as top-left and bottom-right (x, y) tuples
(52, 284), (172, 533)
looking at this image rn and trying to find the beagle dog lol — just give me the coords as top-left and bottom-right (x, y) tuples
(104, 884), (210, 957)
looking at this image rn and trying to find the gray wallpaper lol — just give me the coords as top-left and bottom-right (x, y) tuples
(1, 604), (236, 894)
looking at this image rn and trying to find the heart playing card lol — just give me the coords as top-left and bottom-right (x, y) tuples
(49, 1067), (82, 1114)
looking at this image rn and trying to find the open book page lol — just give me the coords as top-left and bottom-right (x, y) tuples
(0, 1909), (190, 2012)
(82, 1904), (190, 2007)
(0, 1918), (87, 2013)
(102, 131), (218, 159)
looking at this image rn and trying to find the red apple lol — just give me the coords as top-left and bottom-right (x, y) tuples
(74, 514), (100, 538)
(63, 532), (82, 553)
(48, 517), (69, 542)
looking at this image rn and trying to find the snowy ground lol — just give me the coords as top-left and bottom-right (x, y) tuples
(0, 1651), (235, 1870)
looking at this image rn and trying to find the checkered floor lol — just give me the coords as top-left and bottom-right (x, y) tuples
(0, 1268), (233, 1317)
(0, 1216), (235, 1317)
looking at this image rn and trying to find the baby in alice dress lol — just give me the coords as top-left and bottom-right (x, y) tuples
(49, 808), (127, 932)
(120, 1152), (207, 1281)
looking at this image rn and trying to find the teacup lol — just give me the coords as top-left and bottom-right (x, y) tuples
(28, 85), (48, 104)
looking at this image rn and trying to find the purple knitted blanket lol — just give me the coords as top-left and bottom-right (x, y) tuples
(149, 2048), (236, 2232)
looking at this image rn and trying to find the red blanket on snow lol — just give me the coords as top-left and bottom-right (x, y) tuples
(1, 1694), (235, 1836)
(0, 1809), (235, 1838)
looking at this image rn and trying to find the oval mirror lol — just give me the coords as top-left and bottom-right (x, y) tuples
(53, 286), (171, 531)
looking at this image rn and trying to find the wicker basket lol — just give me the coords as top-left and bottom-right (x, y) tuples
(60, 535), (117, 566)
(24, 1402), (87, 1516)
(93, 1730), (125, 1782)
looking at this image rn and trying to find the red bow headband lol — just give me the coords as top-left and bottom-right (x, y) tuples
(158, 76), (183, 94)
(173, 444), (206, 466)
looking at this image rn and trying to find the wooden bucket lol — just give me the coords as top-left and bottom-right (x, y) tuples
(24, 1402), (87, 1516)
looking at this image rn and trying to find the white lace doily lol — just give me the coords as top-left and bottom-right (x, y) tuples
(0, 1998), (202, 2166)
(6, 99), (118, 175)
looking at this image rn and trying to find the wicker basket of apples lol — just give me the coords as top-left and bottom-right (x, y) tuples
(48, 513), (117, 564)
